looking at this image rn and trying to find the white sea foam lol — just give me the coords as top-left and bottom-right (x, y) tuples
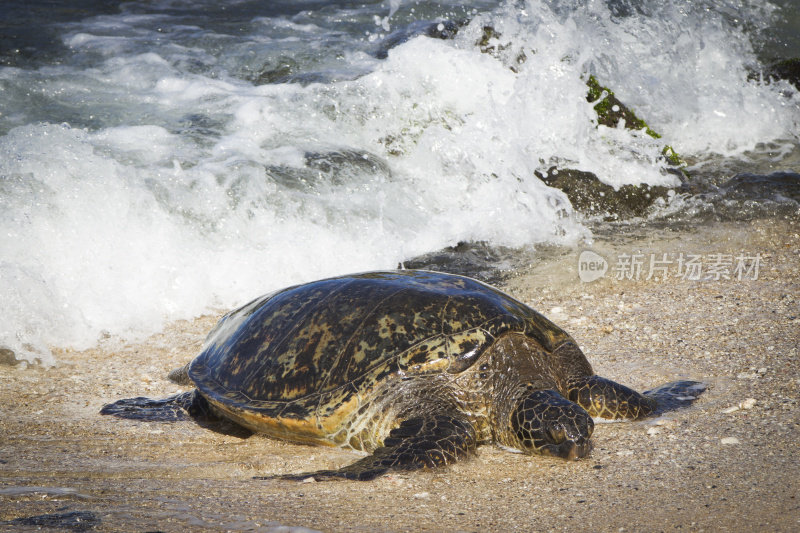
(1, 0), (798, 364)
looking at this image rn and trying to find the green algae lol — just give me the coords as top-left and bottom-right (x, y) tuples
(585, 75), (660, 138)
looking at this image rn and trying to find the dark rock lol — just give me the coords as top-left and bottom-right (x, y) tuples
(402, 242), (523, 285)
(6, 510), (100, 531)
(751, 58), (800, 90)
(535, 167), (672, 220)
(375, 20), (463, 59)
(253, 57), (297, 85)
(0, 346), (19, 366)
(304, 149), (392, 183)
(719, 172), (800, 202)
(251, 59), (362, 86)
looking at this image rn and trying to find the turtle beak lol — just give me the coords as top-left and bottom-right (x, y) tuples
(556, 439), (591, 460)
(546, 424), (592, 460)
(532, 433), (592, 460)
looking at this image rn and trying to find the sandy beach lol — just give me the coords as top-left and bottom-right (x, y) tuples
(1, 219), (798, 532)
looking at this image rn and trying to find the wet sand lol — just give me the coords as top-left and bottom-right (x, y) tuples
(1, 220), (798, 532)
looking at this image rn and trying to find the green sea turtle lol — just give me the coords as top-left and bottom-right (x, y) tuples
(101, 270), (704, 480)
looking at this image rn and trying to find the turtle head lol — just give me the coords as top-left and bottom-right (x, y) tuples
(509, 389), (594, 460)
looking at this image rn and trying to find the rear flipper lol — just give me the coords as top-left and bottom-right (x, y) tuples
(259, 413), (477, 481)
(100, 390), (251, 436)
(100, 390), (208, 421)
(643, 380), (707, 415)
(568, 376), (706, 419)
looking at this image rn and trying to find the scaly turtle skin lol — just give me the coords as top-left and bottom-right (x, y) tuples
(101, 270), (705, 480)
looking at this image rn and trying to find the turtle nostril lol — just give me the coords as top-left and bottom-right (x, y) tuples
(549, 425), (567, 444)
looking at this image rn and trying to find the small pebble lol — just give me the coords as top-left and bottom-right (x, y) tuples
(722, 398), (757, 414)
(414, 492), (430, 499)
(721, 437), (740, 445)
(740, 398), (757, 409)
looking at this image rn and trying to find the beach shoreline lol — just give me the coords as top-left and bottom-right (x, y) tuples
(1, 219), (798, 532)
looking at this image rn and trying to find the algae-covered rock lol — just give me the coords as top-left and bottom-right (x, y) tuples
(534, 166), (672, 220)
(585, 75), (685, 169)
(475, 28), (685, 169)
(585, 75), (659, 137)
(536, 75), (685, 220)
(477, 25), (527, 72)
(473, 29), (686, 220)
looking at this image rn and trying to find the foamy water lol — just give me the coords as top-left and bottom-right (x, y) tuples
(1, 0), (798, 364)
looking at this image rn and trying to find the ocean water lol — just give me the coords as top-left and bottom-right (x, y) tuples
(1, 0), (798, 365)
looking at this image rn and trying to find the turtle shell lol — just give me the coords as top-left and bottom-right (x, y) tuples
(187, 270), (572, 436)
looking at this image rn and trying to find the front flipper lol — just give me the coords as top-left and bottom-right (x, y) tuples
(567, 376), (705, 419)
(261, 414), (477, 481)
